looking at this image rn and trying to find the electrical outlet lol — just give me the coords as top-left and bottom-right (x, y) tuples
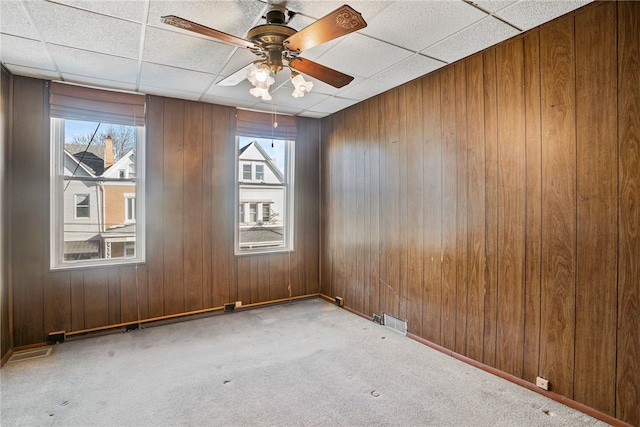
(235, 301), (242, 308)
(536, 376), (549, 390)
(335, 296), (344, 307)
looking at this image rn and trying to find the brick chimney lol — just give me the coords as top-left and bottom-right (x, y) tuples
(104, 135), (115, 169)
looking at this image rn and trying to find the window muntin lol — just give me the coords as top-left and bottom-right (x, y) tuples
(235, 136), (294, 254)
(50, 118), (145, 269)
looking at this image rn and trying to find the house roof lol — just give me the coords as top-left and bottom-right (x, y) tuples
(239, 141), (285, 183)
(66, 143), (106, 176)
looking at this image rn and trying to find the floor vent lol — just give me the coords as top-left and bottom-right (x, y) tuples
(7, 347), (52, 363)
(383, 314), (407, 335)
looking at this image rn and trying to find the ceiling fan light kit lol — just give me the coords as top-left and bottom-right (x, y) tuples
(161, 4), (367, 102)
(291, 72), (313, 98)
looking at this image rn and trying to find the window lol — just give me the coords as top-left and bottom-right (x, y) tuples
(255, 164), (264, 180)
(242, 164), (252, 180)
(125, 195), (135, 222)
(235, 136), (294, 254)
(249, 203), (257, 223)
(75, 194), (90, 218)
(49, 82), (145, 269)
(125, 242), (135, 257)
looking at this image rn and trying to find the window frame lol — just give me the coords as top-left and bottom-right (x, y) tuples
(234, 136), (294, 255)
(49, 118), (146, 270)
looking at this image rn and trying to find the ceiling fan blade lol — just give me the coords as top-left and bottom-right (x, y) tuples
(289, 57), (353, 88)
(161, 15), (258, 50)
(283, 5), (367, 52)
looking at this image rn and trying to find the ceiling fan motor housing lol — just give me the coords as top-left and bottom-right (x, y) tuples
(247, 19), (297, 73)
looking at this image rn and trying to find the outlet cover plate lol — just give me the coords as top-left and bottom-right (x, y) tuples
(536, 376), (549, 390)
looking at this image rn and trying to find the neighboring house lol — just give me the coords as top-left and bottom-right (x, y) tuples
(238, 141), (285, 249)
(101, 150), (137, 258)
(62, 147), (102, 260)
(63, 140), (136, 260)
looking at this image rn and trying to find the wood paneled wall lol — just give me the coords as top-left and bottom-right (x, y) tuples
(320, 2), (639, 425)
(8, 82), (320, 346)
(1, 66), (11, 361)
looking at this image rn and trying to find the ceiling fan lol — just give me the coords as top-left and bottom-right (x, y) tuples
(161, 3), (367, 100)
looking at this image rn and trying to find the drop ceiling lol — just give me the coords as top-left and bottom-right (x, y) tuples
(1, 0), (592, 118)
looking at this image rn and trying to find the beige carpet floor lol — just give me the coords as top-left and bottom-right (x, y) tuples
(0, 298), (607, 426)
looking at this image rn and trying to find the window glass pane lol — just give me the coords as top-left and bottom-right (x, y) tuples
(52, 118), (144, 267)
(242, 164), (251, 180)
(236, 137), (292, 253)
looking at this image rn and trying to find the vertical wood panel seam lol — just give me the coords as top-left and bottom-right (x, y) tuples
(535, 29), (544, 381)
(520, 40), (527, 379)
(571, 12), (578, 400)
(613, 1), (620, 416)
(495, 48), (500, 363)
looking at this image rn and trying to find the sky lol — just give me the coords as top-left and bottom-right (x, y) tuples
(64, 119), (105, 143)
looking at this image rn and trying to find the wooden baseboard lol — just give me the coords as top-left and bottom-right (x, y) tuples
(1, 348), (14, 367)
(406, 333), (632, 427)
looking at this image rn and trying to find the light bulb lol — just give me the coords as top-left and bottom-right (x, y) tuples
(255, 65), (270, 83)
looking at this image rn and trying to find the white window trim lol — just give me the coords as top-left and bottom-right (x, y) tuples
(50, 118), (146, 270)
(234, 136), (294, 255)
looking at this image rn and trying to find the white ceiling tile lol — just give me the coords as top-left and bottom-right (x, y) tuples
(360, 1), (487, 52)
(0, 34), (55, 70)
(139, 85), (202, 101)
(61, 73), (137, 92)
(216, 49), (259, 82)
(470, 0), (519, 14)
(249, 102), (304, 117)
(25, 1), (141, 58)
(50, 45), (138, 83)
(372, 54), (444, 85)
(47, 0), (146, 22)
(200, 93), (258, 109)
(315, 33), (412, 79)
(142, 26), (235, 74)
(139, 62), (215, 93)
(148, 1), (266, 38)
(495, 0), (593, 31)
(423, 16), (519, 63)
(1, 0), (593, 118)
(3, 64), (60, 80)
(298, 110), (327, 119)
(205, 79), (264, 106)
(336, 77), (397, 101)
(0, 0), (40, 40)
(308, 96), (359, 114)
(269, 86), (331, 110)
